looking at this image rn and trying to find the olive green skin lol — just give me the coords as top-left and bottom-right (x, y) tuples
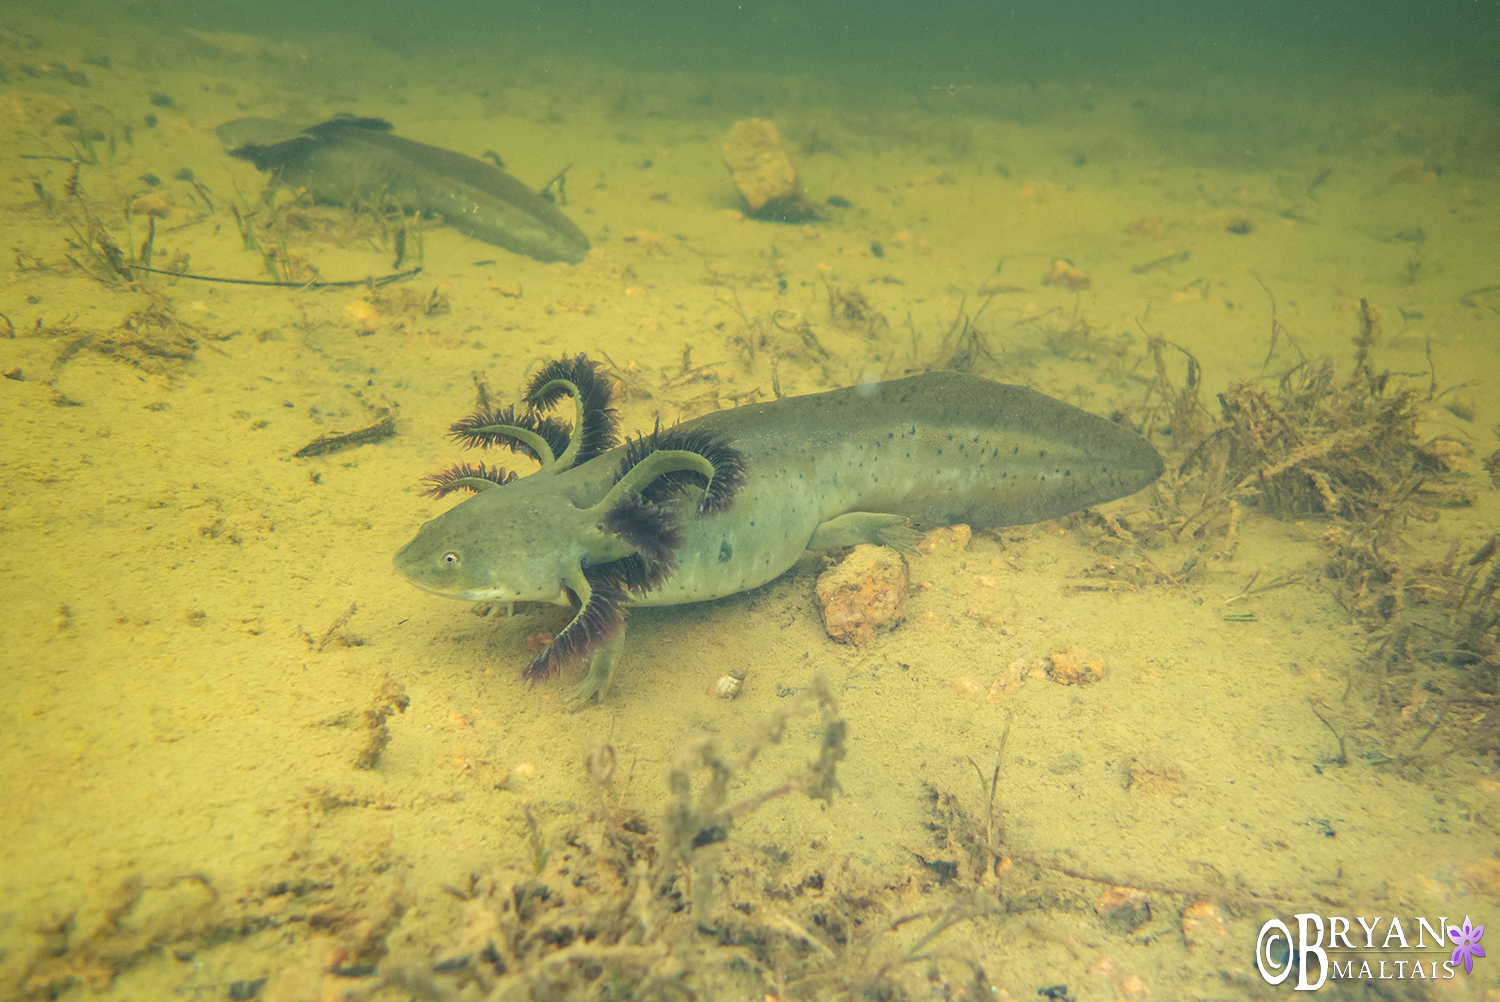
(219, 117), (590, 264)
(395, 371), (1164, 609)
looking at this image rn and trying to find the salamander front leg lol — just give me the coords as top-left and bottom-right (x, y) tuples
(569, 633), (626, 705)
(524, 565), (627, 697)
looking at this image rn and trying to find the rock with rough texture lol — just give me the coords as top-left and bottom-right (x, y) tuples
(1046, 646), (1106, 685)
(721, 119), (817, 221)
(916, 523), (971, 554)
(1043, 258), (1091, 291)
(1096, 886), (1152, 933)
(1181, 899), (1229, 950)
(815, 544), (909, 645)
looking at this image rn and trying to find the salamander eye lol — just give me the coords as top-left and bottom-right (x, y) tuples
(443, 552), (460, 566)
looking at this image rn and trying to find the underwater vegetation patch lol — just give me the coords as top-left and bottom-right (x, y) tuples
(1120, 299), (1494, 773)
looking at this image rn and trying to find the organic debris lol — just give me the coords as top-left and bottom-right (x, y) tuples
(1348, 535), (1500, 771)
(1123, 299), (1492, 770)
(292, 410), (396, 458)
(1133, 301), (1446, 546)
(825, 282), (891, 338)
(37, 294), (202, 377)
(354, 677), (410, 770)
(355, 674), (996, 998)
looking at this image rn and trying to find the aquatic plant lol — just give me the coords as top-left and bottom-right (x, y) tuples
(1129, 299), (1494, 771)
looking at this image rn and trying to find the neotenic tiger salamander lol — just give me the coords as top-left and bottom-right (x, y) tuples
(394, 355), (1163, 701)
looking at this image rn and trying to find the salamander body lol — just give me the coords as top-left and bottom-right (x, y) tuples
(395, 356), (1164, 700)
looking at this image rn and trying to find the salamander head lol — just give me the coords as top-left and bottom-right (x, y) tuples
(395, 379), (746, 612)
(394, 487), (615, 604)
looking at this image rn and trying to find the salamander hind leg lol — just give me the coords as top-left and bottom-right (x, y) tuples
(807, 512), (925, 554)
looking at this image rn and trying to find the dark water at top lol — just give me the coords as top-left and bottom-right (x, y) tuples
(59, 0), (1500, 92)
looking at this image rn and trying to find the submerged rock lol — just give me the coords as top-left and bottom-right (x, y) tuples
(815, 544), (909, 645)
(721, 119), (817, 222)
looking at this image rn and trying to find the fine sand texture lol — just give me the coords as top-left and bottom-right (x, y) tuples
(3, 10), (1499, 1000)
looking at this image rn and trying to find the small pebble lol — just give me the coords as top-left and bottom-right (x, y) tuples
(916, 523), (971, 554)
(948, 675), (984, 696)
(1095, 886), (1151, 932)
(1046, 646), (1106, 685)
(1182, 899), (1228, 949)
(709, 668), (745, 699)
(343, 300), (380, 334)
(130, 192), (173, 218)
(1043, 258), (1091, 291)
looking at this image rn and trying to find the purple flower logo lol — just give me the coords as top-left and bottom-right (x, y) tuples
(1449, 916), (1486, 974)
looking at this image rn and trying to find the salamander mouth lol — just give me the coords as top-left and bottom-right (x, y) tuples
(397, 572), (566, 606)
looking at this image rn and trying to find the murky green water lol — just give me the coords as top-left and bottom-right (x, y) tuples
(2, 3), (1498, 999)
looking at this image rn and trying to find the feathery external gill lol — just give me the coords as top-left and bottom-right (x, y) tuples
(447, 403), (573, 466)
(419, 462), (517, 499)
(523, 567), (628, 681)
(600, 495), (684, 591)
(615, 425), (747, 514)
(523, 353), (620, 468)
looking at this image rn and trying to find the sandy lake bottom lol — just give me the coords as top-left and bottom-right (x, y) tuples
(3, 9), (1500, 1000)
